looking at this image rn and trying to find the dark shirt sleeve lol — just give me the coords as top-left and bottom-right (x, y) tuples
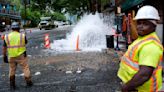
(25, 36), (28, 44)
(24, 35), (27, 57)
(3, 40), (7, 47)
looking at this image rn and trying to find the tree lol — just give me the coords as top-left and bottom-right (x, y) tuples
(8, 0), (111, 27)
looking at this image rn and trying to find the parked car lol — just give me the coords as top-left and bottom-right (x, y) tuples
(54, 21), (71, 27)
(38, 17), (57, 30)
(54, 21), (63, 27)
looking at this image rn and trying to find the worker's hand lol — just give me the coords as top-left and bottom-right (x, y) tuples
(116, 51), (124, 57)
(3, 55), (8, 63)
(116, 51), (124, 60)
(121, 84), (129, 92)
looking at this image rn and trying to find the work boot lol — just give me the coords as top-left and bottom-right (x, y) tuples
(26, 80), (33, 87)
(10, 75), (16, 90)
(25, 77), (33, 87)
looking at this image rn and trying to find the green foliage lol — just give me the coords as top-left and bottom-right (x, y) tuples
(41, 12), (66, 21)
(21, 7), (41, 27)
(28, 11), (41, 27)
(51, 12), (66, 21)
(11, 0), (111, 27)
(10, 0), (23, 10)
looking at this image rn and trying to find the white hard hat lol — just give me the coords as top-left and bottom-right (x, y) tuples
(11, 22), (20, 29)
(134, 5), (160, 20)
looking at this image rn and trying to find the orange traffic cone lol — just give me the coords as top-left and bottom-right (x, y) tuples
(76, 35), (80, 51)
(44, 34), (50, 49)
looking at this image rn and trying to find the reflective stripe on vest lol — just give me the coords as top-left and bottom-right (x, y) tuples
(122, 56), (139, 71)
(6, 33), (25, 48)
(150, 57), (163, 92)
(123, 55), (162, 91)
(128, 36), (162, 60)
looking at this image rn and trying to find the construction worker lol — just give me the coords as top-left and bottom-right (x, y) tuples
(117, 5), (163, 92)
(2, 22), (33, 90)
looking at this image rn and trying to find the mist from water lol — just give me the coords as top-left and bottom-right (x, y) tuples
(51, 13), (114, 51)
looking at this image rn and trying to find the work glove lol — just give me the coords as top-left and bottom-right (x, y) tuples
(3, 55), (8, 63)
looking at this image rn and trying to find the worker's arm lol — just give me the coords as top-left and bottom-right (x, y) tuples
(3, 40), (7, 56)
(24, 35), (28, 57)
(2, 40), (8, 63)
(25, 36), (28, 44)
(121, 65), (154, 91)
(2, 47), (7, 56)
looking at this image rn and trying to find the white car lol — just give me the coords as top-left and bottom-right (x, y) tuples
(54, 21), (63, 27)
(38, 17), (57, 30)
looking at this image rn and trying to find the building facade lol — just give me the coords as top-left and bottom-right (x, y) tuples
(116, 0), (163, 45)
(0, 1), (21, 31)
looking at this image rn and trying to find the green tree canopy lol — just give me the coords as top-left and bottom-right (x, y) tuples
(9, 0), (111, 27)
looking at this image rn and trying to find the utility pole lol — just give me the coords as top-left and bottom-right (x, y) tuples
(21, 0), (27, 31)
(114, 6), (122, 51)
(24, 0), (27, 26)
(22, 0), (30, 31)
(115, 22), (120, 51)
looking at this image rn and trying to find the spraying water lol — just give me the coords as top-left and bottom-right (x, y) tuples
(51, 13), (114, 51)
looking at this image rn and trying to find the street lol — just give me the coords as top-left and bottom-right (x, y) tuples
(0, 26), (121, 92)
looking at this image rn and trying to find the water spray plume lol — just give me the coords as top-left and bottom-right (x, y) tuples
(51, 13), (114, 51)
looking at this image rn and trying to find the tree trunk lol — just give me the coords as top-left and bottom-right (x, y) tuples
(97, 0), (101, 13)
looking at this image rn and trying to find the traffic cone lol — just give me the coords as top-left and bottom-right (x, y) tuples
(76, 35), (80, 51)
(44, 34), (50, 49)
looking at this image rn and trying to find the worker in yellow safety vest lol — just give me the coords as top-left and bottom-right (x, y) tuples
(117, 5), (163, 92)
(2, 22), (33, 90)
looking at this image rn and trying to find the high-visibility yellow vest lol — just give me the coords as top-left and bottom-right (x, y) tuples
(5, 31), (26, 58)
(118, 32), (163, 92)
